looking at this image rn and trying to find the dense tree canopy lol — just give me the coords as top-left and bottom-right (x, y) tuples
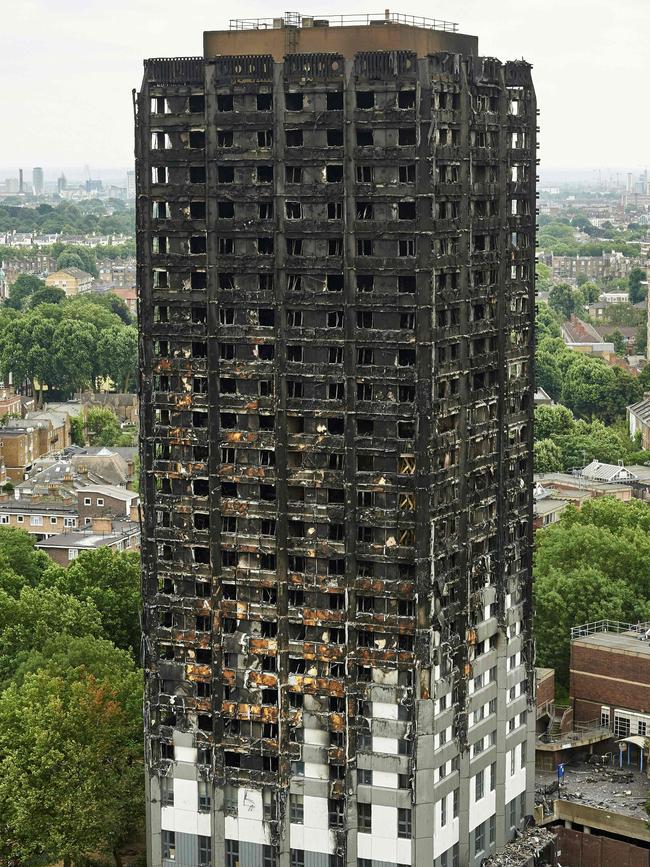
(535, 497), (650, 684)
(548, 283), (580, 320)
(629, 267), (647, 305)
(0, 531), (144, 863)
(0, 293), (137, 400)
(0, 652), (142, 865)
(43, 549), (140, 654)
(0, 201), (134, 236)
(533, 405), (650, 472)
(5, 273), (45, 310)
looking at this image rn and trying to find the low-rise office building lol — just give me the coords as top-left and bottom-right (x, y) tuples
(570, 620), (650, 737)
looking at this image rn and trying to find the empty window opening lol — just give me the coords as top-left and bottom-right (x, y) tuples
(285, 92), (304, 111)
(356, 91), (375, 109)
(327, 128), (343, 146)
(356, 128), (374, 146)
(286, 129), (303, 147)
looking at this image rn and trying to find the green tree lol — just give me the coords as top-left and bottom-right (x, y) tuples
(51, 244), (98, 278)
(84, 406), (123, 446)
(535, 564), (637, 685)
(534, 497), (650, 683)
(609, 328), (627, 357)
(629, 267), (647, 305)
(638, 364), (650, 391)
(603, 302), (645, 327)
(536, 262), (553, 294)
(635, 324), (647, 356)
(55, 250), (86, 272)
(535, 351), (563, 401)
(87, 291), (132, 325)
(63, 296), (125, 331)
(51, 319), (100, 394)
(554, 419), (631, 469)
(534, 438), (563, 472)
(535, 301), (561, 341)
(0, 527), (50, 586)
(561, 356), (616, 419)
(580, 281), (600, 304)
(0, 309), (57, 405)
(0, 585), (102, 684)
(44, 549), (140, 655)
(5, 273), (45, 310)
(0, 662), (143, 866)
(534, 404), (574, 441)
(606, 365), (643, 419)
(30, 285), (66, 307)
(97, 325), (138, 392)
(548, 283), (578, 320)
(70, 413), (85, 445)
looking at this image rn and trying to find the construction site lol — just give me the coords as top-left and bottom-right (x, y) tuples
(135, 12), (537, 867)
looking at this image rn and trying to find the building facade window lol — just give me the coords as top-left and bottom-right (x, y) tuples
(162, 830), (175, 860)
(614, 715), (631, 738)
(225, 840), (239, 867)
(474, 822), (485, 855)
(198, 836), (211, 867)
(398, 807), (411, 838)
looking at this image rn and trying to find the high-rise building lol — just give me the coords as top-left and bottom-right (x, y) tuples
(136, 13), (537, 867)
(33, 167), (44, 196)
(127, 169), (136, 200)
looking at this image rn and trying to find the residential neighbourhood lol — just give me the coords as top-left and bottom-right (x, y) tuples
(0, 383), (139, 563)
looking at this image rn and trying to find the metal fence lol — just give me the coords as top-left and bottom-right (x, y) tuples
(230, 12), (459, 33)
(571, 619), (650, 639)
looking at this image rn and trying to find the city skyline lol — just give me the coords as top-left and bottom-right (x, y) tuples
(1, 0), (648, 169)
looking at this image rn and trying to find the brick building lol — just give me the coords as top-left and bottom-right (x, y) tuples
(37, 515), (140, 566)
(0, 426), (37, 481)
(136, 13), (537, 867)
(76, 484), (139, 526)
(570, 621), (650, 736)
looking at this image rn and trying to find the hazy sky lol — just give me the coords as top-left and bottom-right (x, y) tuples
(1, 0), (648, 173)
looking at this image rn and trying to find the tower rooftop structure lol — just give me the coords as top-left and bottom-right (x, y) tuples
(203, 11), (476, 60)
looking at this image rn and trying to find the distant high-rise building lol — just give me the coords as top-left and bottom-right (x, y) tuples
(127, 169), (136, 200)
(33, 167), (44, 196)
(18, 169), (23, 194)
(57, 173), (67, 194)
(136, 13), (537, 867)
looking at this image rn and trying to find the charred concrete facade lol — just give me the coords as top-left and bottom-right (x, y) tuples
(136, 16), (537, 867)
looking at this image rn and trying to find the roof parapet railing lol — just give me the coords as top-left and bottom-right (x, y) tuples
(571, 619), (650, 639)
(230, 11), (459, 33)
